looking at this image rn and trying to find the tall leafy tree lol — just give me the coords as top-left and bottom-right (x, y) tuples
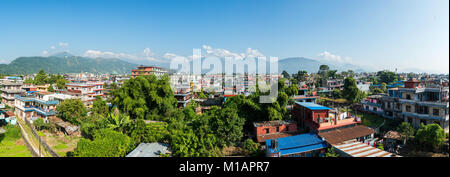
(91, 96), (109, 117)
(397, 122), (415, 145)
(112, 75), (177, 120)
(208, 107), (245, 147)
(281, 70), (290, 79)
(56, 78), (69, 89)
(296, 70), (308, 82)
(47, 84), (55, 92)
(56, 99), (88, 125)
(377, 70), (397, 84)
(415, 123), (446, 151)
(343, 77), (365, 114)
(33, 69), (48, 85)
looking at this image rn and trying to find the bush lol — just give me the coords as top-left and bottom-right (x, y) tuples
(242, 139), (260, 156)
(324, 148), (339, 157)
(376, 143), (384, 151)
(72, 129), (132, 157)
(33, 118), (50, 131)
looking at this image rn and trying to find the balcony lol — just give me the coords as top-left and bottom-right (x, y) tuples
(402, 112), (445, 121)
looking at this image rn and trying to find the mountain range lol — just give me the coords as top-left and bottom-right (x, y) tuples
(0, 52), (138, 75)
(0, 53), (368, 75)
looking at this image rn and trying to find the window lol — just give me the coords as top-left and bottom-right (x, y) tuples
(374, 107), (377, 112)
(265, 128), (269, 134)
(433, 109), (440, 116)
(286, 126), (289, 132)
(276, 126), (280, 132)
(406, 94), (411, 100)
(406, 105), (411, 112)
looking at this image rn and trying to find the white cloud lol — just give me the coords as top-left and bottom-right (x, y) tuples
(83, 48), (166, 63)
(50, 46), (56, 50)
(42, 50), (49, 56)
(82, 45), (266, 64)
(318, 51), (352, 63)
(198, 45), (265, 60)
(59, 42), (69, 47)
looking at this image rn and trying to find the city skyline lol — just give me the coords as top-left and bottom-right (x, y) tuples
(0, 0), (448, 74)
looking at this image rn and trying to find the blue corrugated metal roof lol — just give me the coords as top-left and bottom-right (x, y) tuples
(279, 142), (329, 156)
(266, 133), (328, 154)
(295, 102), (331, 110)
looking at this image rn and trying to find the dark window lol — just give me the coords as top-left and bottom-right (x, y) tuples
(406, 94), (411, 100)
(433, 109), (440, 116)
(265, 128), (269, 134)
(406, 105), (411, 112)
(276, 126), (280, 132)
(286, 126), (289, 132)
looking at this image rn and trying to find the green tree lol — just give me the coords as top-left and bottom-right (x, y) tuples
(101, 112), (132, 133)
(343, 77), (364, 104)
(208, 107), (245, 147)
(242, 139), (261, 156)
(72, 128), (131, 157)
(331, 89), (342, 99)
(296, 70), (308, 82)
(126, 120), (169, 147)
(415, 123), (446, 151)
(197, 92), (207, 99)
(397, 122), (415, 145)
(33, 69), (48, 85)
(33, 118), (49, 131)
(328, 70), (338, 79)
(24, 78), (34, 84)
(56, 99), (88, 125)
(324, 147), (339, 157)
(343, 77), (365, 114)
(112, 75), (177, 120)
(281, 70), (290, 79)
(285, 84), (299, 96)
(377, 70), (397, 84)
(56, 78), (69, 89)
(91, 96), (109, 117)
(47, 85), (55, 92)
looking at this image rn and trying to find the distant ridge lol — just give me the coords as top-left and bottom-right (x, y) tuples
(278, 57), (366, 74)
(0, 54), (139, 75)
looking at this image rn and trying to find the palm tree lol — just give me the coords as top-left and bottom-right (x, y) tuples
(103, 111), (131, 132)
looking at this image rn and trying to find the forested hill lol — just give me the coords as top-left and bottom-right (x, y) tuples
(0, 55), (139, 75)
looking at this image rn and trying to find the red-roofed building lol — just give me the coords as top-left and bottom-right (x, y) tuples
(131, 65), (167, 78)
(253, 120), (298, 143)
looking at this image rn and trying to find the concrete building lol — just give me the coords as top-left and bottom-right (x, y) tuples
(131, 65), (167, 78)
(397, 79), (449, 131)
(1, 81), (25, 107)
(253, 120), (298, 143)
(292, 102), (361, 133)
(66, 81), (104, 98)
(14, 91), (60, 122)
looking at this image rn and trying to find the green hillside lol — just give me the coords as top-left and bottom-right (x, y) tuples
(0, 56), (138, 75)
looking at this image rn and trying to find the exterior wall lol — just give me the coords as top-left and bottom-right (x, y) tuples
(255, 123), (297, 136)
(292, 104), (330, 132)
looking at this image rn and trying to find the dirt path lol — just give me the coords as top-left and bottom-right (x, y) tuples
(16, 117), (51, 157)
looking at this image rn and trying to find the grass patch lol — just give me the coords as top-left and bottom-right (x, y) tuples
(351, 109), (400, 133)
(53, 143), (68, 150)
(37, 131), (45, 137)
(0, 125), (32, 157)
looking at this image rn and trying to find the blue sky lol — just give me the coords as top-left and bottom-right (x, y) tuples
(0, 0), (448, 73)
